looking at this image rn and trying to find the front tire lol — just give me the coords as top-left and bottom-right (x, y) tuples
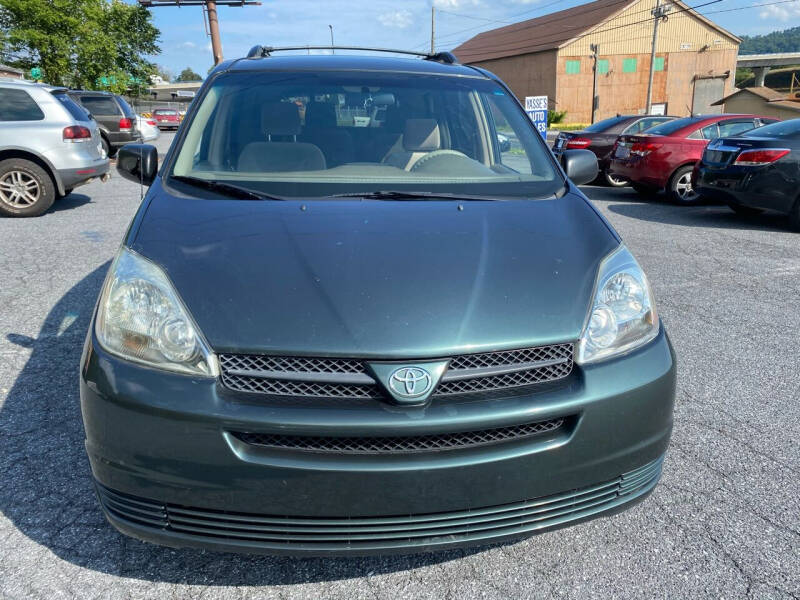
(669, 166), (700, 205)
(0, 159), (55, 217)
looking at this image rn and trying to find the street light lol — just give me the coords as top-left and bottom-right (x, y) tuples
(329, 24), (334, 54)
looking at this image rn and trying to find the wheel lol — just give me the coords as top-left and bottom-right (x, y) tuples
(727, 203), (763, 217)
(632, 183), (657, 197)
(100, 137), (110, 158)
(0, 159), (55, 217)
(669, 165), (700, 205)
(604, 170), (628, 187)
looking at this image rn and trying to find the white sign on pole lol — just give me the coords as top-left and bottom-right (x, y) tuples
(524, 96), (548, 139)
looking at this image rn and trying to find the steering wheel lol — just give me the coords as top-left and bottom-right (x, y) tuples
(410, 150), (470, 171)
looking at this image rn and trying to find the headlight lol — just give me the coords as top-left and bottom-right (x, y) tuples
(95, 247), (217, 377)
(576, 245), (659, 364)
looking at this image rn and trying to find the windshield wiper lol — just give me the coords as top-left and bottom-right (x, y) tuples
(329, 190), (501, 201)
(170, 175), (285, 201)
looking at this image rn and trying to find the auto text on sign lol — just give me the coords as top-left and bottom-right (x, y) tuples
(525, 96), (548, 140)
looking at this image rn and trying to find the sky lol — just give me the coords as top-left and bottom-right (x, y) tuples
(133, 0), (800, 79)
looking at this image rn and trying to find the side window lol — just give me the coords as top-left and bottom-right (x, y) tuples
(0, 89), (45, 121)
(622, 58), (637, 73)
(718, 119), (756, 137)
(77, 96), (120, 115)
(624, 118), (664, 134)
(701, 123), (719, 140)
(758, 118), (779, 126)
(565, 60), (580, 74)
(483, 95), (532, 175)
(52, 92), (90, 121)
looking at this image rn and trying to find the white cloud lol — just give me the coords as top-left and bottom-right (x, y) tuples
(378, 9), (413, 28)
(178, 41), (197, 49)
(759, 0), (800, 20)
(434, 0), (483, 8)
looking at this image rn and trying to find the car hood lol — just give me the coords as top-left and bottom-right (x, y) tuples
(130, 182), (618, 357)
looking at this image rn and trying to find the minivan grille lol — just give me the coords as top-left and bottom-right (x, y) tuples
(218, 343), (574, 400)
(231, 416), (568, 454)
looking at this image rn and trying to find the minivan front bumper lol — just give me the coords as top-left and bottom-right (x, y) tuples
(80, 328), (676, 555)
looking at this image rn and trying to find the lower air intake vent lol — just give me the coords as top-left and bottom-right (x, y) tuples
(231, 417), (569, 454)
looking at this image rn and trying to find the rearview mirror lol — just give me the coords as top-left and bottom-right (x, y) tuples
(561, 149), (598, 186)
(117, 144), (158, 186)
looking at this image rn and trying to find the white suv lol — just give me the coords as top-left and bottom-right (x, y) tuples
(0, 79), (110, 217)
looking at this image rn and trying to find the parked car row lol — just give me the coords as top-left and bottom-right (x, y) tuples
(552, 112), (799, 229)
(0, 79), (111, 217)
(609, 114), (778, 203)
(552, 114), (676, 187)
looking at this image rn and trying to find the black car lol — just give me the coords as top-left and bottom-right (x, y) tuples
(552, 115), (675, 186)
(68, 90), (141, 157)
(695, 118), (800, 229)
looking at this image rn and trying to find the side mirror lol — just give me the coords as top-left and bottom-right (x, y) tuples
(117, 144), (158, 186)
(561, 149), (598, 186)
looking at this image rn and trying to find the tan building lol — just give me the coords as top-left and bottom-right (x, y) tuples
(453, 0), (740, 124)
(0, 64), (24, 79)
(711, 86), (800, 120)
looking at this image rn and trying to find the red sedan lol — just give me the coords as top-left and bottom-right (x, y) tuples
(152, 108), (181, 131)
(608, 114), (779, 204)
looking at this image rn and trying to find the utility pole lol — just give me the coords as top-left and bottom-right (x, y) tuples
(329, 25), (335, 54)
(206, 1), (223, 65)
(138, 1), (261, 67)
(430, 6), (436, 54)
(645, 0), (671, 114)
(590, 43), (599, 124)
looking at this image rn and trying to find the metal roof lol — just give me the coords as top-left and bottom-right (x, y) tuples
(452, 0), (739, 64)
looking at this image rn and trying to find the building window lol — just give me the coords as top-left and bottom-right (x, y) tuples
(597, 59), (609, 74)
(622, 58), (637, 73)
(565, 60), (581, 74)
(654, 57), (665, 71)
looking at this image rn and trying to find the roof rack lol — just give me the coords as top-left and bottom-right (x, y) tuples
(245, 45), (459, 65)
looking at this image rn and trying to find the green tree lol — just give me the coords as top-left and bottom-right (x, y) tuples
(0, 0), (160, 93)
(175, 66), (202, 82)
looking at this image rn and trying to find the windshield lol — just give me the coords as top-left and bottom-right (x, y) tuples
(170, 70), (561, 199)
(644, 117), (700, 136)
(584, 116), (629, 132)
(742, 119), (800, 139)
(155, 109), (177, 115)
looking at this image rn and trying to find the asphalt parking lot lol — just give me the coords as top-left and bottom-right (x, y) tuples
(0, 132), (798, 599)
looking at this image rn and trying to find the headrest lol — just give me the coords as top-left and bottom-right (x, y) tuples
(261, 102), (300, 136)
(304, 102), (337, 129)
(403, 119), (440, 152)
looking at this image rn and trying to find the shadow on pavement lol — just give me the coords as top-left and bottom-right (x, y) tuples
(0, 265), (484, 585)
(49, 193), (92, 213)
(607, 200), (793, 232)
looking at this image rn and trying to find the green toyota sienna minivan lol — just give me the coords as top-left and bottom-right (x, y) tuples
(80, 48), (676, 555)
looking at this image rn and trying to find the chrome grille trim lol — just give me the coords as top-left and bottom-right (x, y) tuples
(218, 343), (574, 398)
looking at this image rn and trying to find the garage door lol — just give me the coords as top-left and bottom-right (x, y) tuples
(692, 78), (724, 114)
